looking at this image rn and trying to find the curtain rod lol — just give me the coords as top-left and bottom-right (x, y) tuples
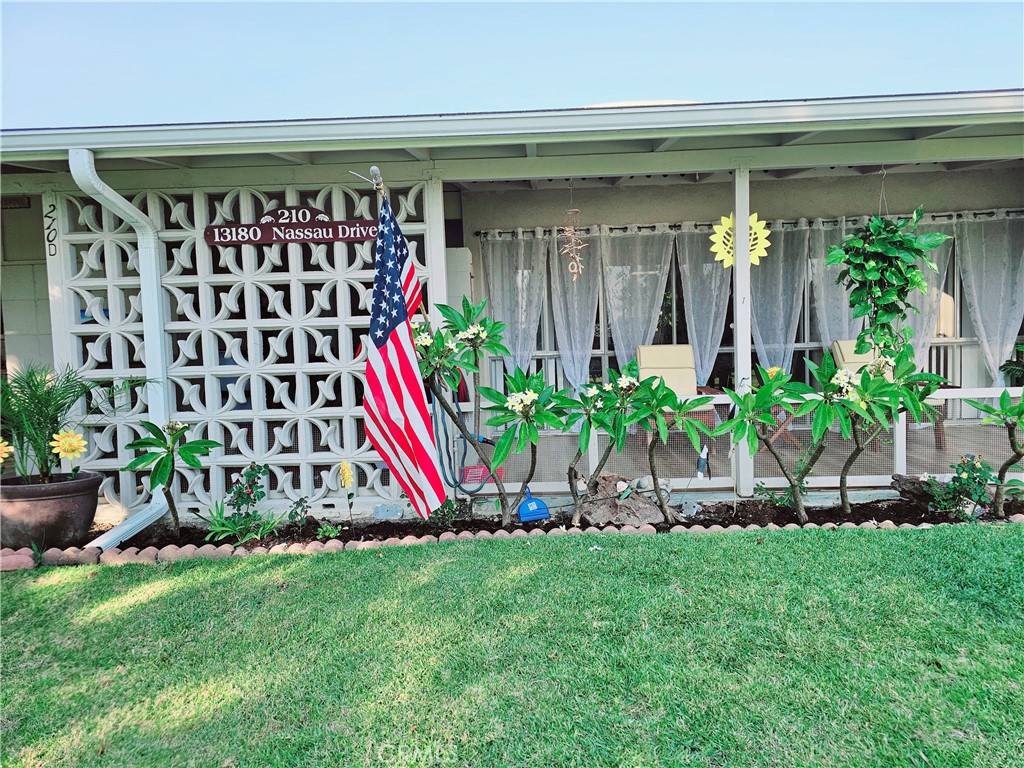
(473, 208), (1024, 238)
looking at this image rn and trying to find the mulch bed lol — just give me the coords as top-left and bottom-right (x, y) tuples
(105, 497), (1024, 551)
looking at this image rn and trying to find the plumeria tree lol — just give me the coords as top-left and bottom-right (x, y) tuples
(414, 299), (532, 526)
(963, 391), (1024, 518)
(714, 366), (823, 523)
(479, 368), (567, 523)
(633, 375), (713, 522)
(123, 420), (222, 538)
(552, 384), (614, 525)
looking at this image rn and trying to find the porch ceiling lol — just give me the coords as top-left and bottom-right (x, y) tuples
(2, 90), (1022, 190)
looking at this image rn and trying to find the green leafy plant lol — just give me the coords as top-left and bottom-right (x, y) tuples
(226, 462), (269, 514)
(425, 498), (460, 531)
(479, 368), (566, 524)
(317, 522), (343, 539)
(926, 455), (995, 521)
(415, 298), (518, 524)
(124, 420), (221, 538)
(832, 347), (944, 514)
(287, 496), (311, 525)
(999, 344), (1024, 386)
(826, 206), (951, 358)
(552, 383), (617, 525)
(964, 390), (1024, 518)
(196, 500), (284, 545)
(633, 375), (713, 522)
(1, 364), (141, 483)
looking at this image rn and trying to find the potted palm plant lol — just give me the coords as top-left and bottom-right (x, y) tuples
(0, 364), (138, 549)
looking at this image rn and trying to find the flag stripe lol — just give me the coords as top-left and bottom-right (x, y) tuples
(362, 194), (446, 520)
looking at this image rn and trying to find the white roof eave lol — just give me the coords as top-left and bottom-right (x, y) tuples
(1, 90), (1022, 162)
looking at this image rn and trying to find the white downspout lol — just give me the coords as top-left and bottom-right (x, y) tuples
(69, 148), (171, 550)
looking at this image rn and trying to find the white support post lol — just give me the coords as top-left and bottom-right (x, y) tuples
(423, 175), (449, 327)
(733, 167), (755, 496)
(40, 191), (73, 370)
(894, 412), (908, 475)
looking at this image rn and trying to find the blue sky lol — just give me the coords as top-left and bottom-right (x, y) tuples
(2, 2), (1022, 129)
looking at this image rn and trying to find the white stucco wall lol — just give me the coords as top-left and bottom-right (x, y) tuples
(0, 197), (52, 370)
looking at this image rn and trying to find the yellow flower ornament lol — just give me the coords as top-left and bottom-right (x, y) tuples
(50, 431), (88, 461)
(339, 460), (354, 489)
(0, 439), (13, 464)
(709, 212), (771, 268)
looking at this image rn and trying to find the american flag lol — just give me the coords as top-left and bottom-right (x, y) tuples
(362, 194), (445, 519)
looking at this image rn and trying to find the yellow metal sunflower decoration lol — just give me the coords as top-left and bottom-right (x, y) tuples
(709, 212), (771, 268)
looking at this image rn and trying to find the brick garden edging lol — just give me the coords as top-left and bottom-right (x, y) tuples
(2, 514), (1023, 572)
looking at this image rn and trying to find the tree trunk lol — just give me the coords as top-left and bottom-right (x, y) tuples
(993, 423), (1024, 518)
(162, 485), (180, 539)
(509, 440), (538, 520)
(756, 424), (808, 524)
(587, 441), (616, 497)
(567, 447), (584, 526)
(839, 419), (884, 515)
(647, 432), (673, 523)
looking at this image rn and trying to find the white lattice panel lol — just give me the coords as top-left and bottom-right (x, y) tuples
(47, 183), (430, 516)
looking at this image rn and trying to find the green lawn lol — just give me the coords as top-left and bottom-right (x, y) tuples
(2, 526), (1023, 768)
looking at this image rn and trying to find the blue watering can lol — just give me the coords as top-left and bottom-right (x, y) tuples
(517, 487), (550, 523)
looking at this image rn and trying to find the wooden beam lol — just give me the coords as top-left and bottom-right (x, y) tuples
(653, 137), (681, 152)
(268, 152), (310, 165)
(612, 175), (632, 187)
(405, 148), (431, 162)
(524, 143), (537, 158)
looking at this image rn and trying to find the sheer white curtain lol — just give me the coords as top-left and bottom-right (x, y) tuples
(480, 228), (549, 374)
(904, 222), (955, 370)
(751, 221), (809, 372)
(550, 227), (602, 389)
(600, 226), (674, 370)
(808, 217), (867, 349)
(676, 226), (731, 385)
(955, 215), (1024, 386)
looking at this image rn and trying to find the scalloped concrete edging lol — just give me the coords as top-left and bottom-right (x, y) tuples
(1, 514), (1022, 571)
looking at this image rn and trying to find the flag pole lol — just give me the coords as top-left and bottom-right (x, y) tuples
(370, 165), (430, 327)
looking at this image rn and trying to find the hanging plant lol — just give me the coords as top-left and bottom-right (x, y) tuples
(826, 206), (950, 358)
(709, 212), (771, 268)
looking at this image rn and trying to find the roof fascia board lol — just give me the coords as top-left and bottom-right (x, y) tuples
(2, 135), (1020, 195)
(2, 91), (1021, 161)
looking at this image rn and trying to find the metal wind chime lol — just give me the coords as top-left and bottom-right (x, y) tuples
(559, 179), (587, 280)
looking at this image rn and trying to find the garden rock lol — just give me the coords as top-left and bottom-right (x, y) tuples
(890, 474), (938, 511)
(580, 473), (663, 528)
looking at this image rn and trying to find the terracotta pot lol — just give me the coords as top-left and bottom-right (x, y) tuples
(0, 471), (103, 550)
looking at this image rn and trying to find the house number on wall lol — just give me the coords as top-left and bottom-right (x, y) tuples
(203, 205), (379, 246)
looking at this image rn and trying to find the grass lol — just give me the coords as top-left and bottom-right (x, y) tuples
(2, 526), (1023, 768)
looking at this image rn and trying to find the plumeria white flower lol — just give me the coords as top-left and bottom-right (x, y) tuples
(411, 320), (423, 330)
(445, 339), (457, 351)
(414, 333), (433, 347)
(585, 386), (600, 397)
(617, 376), (639, 390)
(603, 383), (614, 392)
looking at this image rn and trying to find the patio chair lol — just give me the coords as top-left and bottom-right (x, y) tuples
(637, 345), (720, 452)
(830, 339), (946, 448)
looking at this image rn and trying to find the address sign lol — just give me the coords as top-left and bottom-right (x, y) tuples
(203, 205), (378, 246)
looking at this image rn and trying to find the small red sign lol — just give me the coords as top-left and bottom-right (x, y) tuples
(461, 465), (504, 485)
(203, 205), (378, 246)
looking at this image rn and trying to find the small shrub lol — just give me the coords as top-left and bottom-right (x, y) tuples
(317, 522), (343, 539)
(197, 500), (284, 545)
(926, 455), (995, 521)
